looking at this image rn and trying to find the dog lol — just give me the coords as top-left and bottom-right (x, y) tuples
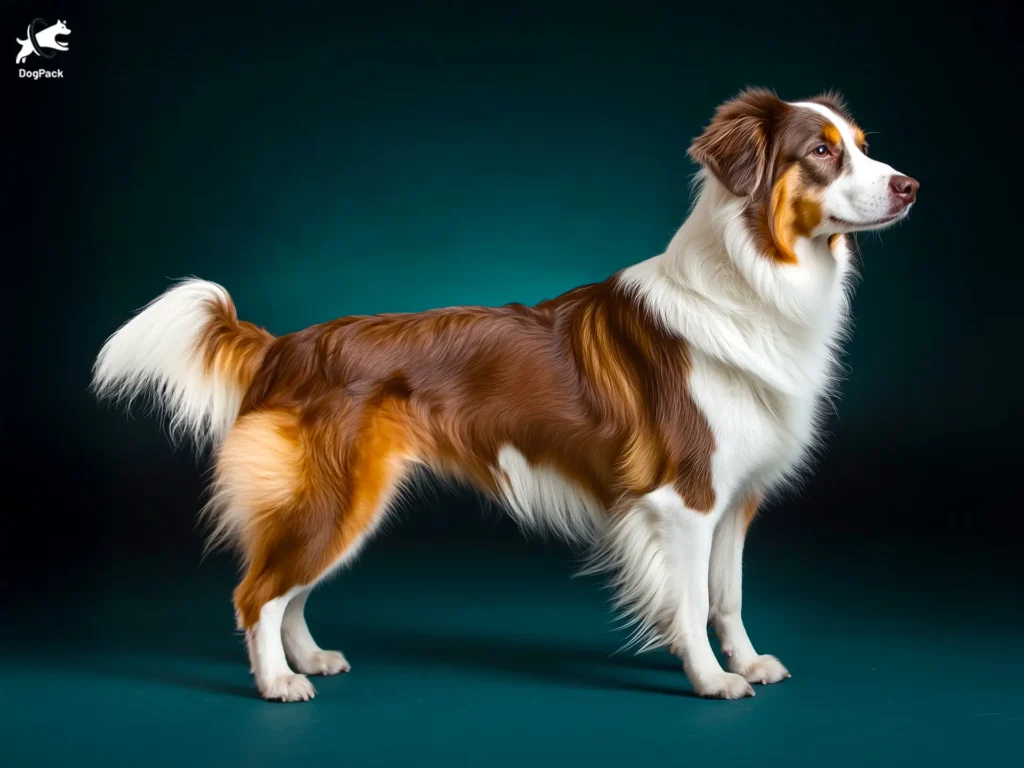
(93, 89), (918, 702)
(15, 19), (70, 64)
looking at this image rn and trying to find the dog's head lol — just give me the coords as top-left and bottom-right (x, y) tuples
(688, 89), (917, 262)
(53, 19), (71, 37)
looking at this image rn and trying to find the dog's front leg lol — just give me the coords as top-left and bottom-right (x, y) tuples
(663, 495), (754, 699)
(708, 495), (790, 685)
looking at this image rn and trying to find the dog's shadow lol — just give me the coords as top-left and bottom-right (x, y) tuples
(322, 623), (694, 698)
(8, 619), (693, 700)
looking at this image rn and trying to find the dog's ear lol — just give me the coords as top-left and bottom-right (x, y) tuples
(688, 88), (784, 197)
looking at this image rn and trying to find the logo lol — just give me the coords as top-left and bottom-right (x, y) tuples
(16, 18), (70, 78)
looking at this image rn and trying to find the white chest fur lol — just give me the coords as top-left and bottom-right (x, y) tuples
(687, 349), (822, 503)
(619, 177), (855, 511)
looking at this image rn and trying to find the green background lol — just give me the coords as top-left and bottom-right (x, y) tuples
(5, 1), (1021, 765)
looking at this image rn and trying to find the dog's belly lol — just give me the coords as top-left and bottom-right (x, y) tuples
(493, 445), (604, 542)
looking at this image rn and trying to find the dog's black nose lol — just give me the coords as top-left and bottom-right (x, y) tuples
(889, 175), (919, 205)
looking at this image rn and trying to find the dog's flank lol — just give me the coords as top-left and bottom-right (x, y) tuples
(93, 89), (917, 702)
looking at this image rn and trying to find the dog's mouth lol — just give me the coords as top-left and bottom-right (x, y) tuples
(828, 209), (907, 231)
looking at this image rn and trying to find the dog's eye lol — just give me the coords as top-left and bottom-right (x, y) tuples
(860, 143), (869, 156)
(812, 144), (831, 158)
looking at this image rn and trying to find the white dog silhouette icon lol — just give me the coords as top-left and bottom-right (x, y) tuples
(16, 19), (70, 65)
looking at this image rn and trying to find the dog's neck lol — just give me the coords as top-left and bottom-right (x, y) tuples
(620, 173), (855, 397)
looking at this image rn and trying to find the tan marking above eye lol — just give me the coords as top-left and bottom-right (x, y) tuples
(852, 126), (870, 154)
(823, 124), (841, 146)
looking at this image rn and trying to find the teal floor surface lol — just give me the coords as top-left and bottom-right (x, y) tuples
(4, 540), (1021, 766)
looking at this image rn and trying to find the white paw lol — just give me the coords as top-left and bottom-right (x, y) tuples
(293, 650), (351, 676)
(260, 673), (316, 702)
(731, 654), (790, 685)
(693, 671), (755, 700)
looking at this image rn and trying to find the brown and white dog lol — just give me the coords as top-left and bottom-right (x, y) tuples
(93, 89), (918, 702)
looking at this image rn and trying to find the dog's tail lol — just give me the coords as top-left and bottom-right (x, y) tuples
(92, 279), (274, 450)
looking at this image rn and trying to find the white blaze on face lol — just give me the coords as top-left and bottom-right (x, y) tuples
(792, 101), (911, 233)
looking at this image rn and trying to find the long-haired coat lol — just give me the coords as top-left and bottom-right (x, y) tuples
(94, 89), (918, 701)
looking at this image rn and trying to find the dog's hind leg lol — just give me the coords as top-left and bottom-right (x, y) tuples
(218, 405), (413, 701)
(243, 588), (312, 701)
(282, 588), (351, 676)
